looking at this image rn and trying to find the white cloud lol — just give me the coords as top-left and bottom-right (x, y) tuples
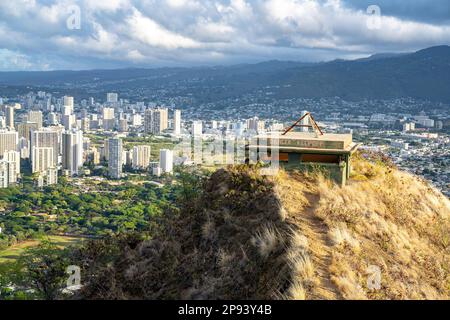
(126, 9), (200, 49)
(0, 0), (449, 70)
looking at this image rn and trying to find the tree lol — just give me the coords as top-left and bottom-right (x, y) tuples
(175, 167), (205, 206)
(19, 241), (70, 300)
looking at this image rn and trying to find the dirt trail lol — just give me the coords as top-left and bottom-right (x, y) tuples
(302, 193), (341, 300)
(286, 189), (341, 300)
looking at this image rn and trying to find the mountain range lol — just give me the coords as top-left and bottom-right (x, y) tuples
(0, 45), (449, 102)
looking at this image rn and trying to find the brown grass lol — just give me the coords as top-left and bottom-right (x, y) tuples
(313, 156), (450, 300)
(75, 160), (449, 300)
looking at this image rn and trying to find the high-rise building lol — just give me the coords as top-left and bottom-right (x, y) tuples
(63, 96), (74, 111)
(27, 110), (43, 129)
(118, 119), (128, 132)
(17, 122), (39, 143)
(102, 107), (115, 131)
(108, 137), (123, 179)
(5, 106), (14, 129)
(18, 137), (29, 159)
(80, 117), (90, 132)
(31, 129), (59, 166)
(89, 147), (101, 165)
(0, 116), (5, 129)
(246, 117), (265, 132)
(0, 160), (8, 188)
(102, 139), (110, 161)
(402, 122), (416, 132)
(0, 130), (18, 157)
(132, 145), (151, 170)
(144, 109), (152, 133)
(123, 149), (133, 166)
(106, 93), (118, 104)
(37, 167), (58, 187)
(144, 108), (168, 134)
(62, 130), (84, 176)
(159, 149), (173, 174)
(192, 121), (203, 137)
(48, 112), (59, 125)
(62, 114), (76, 130)
(31, 147), (54, 173)
(173, 110), (181, 135)
(62, 105), (73, 116)
(3, 150), (20, 184)
(131, 114), (142, 127)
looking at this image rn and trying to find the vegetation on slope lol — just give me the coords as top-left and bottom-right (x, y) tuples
(314, 153), (450, 299)
(275, 151), (449, 299)
(3, 153), (447, 300)
(72, 152), (449, 300)
(74, 166), (294, 299)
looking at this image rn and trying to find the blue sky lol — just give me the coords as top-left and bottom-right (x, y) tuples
(0, 0), (449, 71)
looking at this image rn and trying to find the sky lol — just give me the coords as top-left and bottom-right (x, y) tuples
(0, 0), (449, 71)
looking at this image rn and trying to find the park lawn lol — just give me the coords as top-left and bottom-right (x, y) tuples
(0, 236), (82, 264)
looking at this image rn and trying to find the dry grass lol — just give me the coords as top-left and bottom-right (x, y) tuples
(274, 154), (449, 300)
(313, 156), (450, 300)
(285, 282), (307, 300)
(76, 161), (449, 300)
(251, 225), (282, 259)
(328, 225), (361, 252)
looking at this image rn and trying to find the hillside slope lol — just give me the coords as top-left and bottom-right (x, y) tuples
(277, 153), (450, 299)
(1, 46), (450, 103)
(76, 155), (450, 300)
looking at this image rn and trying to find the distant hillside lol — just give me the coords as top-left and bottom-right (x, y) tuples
(1, 46), (450, 103)
(73, 154), (450, 300)
(274, 46), (450, 102)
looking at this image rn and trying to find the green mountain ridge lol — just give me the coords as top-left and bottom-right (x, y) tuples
(0, 45), (449, 102)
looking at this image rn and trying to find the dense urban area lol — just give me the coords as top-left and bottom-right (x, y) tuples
(0, 88), (448, 299)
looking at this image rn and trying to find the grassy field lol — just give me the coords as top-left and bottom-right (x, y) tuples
(0, 236), (82, 264)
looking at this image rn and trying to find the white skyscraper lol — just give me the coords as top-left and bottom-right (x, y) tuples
(63, 96), (74, 108)
(159, 149), (173, 174)
(37, 167), (58, 187)
(48, 112), (59, 125)
(131, 114), (142, 127)
(3, 150), (20, 184)
(0, 160), (8, 188)
(32, 147), (54, 173)
(18, 137), (29, 159)
(27, 110), (43, 129)
(108, 137), (123, 179)
(173, 109), (181, 135)
(132, 145), (151, 170)
(0, 130), (18, 157)
(102, 107), (115, 131)
(62, 114), (76, 130)
(246, 117), (265, 132)
(62, 105), (73, 116)
(62, 130), (84, 176)
(31, 129), (59, 167)
(63, 96), (74, 115)
(81, 117), (90, 132)
(144, 108), (169, 134)
(5, 106), (14, 129)
(192, 121), (203, 137)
